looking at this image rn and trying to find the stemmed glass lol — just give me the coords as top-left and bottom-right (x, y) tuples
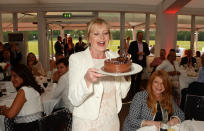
(43, 82), (48, 88)
(160, 109), (169, 131)
(162, 109), (168, 124)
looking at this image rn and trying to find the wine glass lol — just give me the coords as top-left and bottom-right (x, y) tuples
(47, 78), (51, 83)
(162, 109), (168, 124)
(0, 90), (3, 97)
(160, 109), (169, 131)
(43, 83), (48, 88)
(194, 63), (198, 72)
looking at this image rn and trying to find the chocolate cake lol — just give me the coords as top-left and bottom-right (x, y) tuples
(104, 57), (131, 73)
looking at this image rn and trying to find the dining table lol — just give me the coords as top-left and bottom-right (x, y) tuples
(0, 81), (59, 131)
(137, 120), (204, 131)
(179, 67), (198, 90)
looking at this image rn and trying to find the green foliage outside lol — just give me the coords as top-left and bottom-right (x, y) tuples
(3, 30), (204, 55)
(27, 39), (204, 55)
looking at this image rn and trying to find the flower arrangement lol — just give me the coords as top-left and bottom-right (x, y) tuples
(0, 62), (10, 72)
(0, 62), (11, 81)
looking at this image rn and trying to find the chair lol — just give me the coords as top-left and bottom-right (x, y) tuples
(184, 94), (204, 121)
(4, 117), (14, 131)
(180, 81), (204, 111)
(38, 108), (72, 131)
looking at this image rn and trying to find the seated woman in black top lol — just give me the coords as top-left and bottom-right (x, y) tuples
(123, 70), (184, 131)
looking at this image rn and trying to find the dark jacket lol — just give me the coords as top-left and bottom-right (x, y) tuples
(128, 41), (150, 67)
(54, 41), (64, 54)
(123, 91), (185, 131)
(180, 56), (196, 66)
(75, 42), (87, 53)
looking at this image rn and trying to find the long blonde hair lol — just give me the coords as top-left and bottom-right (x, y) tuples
(147, 70), (173, 115)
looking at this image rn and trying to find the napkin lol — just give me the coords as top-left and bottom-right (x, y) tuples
(137, 125), (157, 131)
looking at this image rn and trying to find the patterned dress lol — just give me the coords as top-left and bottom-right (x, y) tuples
(72, 58), (120, 131)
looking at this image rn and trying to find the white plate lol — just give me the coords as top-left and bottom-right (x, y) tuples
(95, 63), (143, 76)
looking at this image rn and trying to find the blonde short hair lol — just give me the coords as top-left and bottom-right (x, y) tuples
(86, 17), (111, 43)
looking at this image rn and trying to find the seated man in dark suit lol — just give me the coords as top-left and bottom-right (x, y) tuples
(180, 49), (196, 67)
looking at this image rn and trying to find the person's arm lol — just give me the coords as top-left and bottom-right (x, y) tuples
(167, 101), (185, 126)
(157, 61), (176, 76)
(68, 54), (98, 106)
(52, 74), (67, 99)
(156, 61), (166, 71)
(144, 43), (150, 56)
(125, 92), (151, 130)
(0, 89), (26, 118)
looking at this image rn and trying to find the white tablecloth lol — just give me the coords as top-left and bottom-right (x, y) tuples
(0, 82), (59, 131)
(138, 120), (204, 131)
(179, 70), (198, 90)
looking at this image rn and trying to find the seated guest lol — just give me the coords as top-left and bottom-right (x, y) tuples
(10, 42), (22, 65)
(2, 49), (12, 80)
(195, 51), (201, 69)
(27, 52), (46, 76)
(180, 49), (196, 67)
(180, 54), (204, 110)
(49, 53), (64, 74)
(198, 53), (204, 83)
(150, 49), (166, 73)
(123, 70), (184, 131)
(52, 58), (67, 83)
(156, 49), (181, 105)
(0, 42), (4, 62)
(75, 36), (87, 53)
(0, 64), (44, 131)
(52, 58), (73, 112)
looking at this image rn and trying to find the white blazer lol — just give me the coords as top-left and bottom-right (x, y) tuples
(68, 48), (130, 120)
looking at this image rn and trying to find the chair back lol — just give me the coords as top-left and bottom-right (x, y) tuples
(184, 94), (204, 120)
(4, 117), (14, 131)
(38, 108), (72, 131)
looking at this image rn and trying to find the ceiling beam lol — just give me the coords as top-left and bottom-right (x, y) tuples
(178, 7), (204, 16)
(46, 21), (89, 24)
(161, 0), (176, 12)
(45, 14), (96, 19)
(163, 0), (192, 14)
(0, 3), (156, 13)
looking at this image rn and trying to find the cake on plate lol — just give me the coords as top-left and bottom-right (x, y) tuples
(104, 57), (132, 73)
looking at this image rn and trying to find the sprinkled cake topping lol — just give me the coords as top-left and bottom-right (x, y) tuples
(105, 57), (131, 64)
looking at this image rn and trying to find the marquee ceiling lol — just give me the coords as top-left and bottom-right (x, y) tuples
(1, 0), (204, 31)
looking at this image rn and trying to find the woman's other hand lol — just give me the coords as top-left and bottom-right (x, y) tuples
(167, 117), (180, 126)
(84, 68), (104, 87)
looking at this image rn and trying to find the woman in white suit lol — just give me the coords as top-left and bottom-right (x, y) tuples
(68, 18), (131, 131)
